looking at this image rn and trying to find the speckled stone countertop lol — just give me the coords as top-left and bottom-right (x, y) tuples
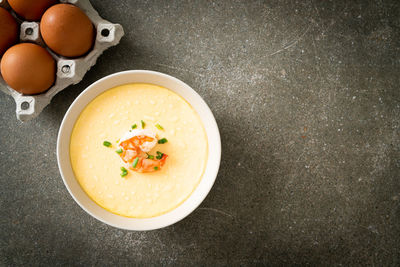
(1, 0), (399, 265)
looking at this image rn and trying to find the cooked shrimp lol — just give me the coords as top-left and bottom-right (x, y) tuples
(118, 129), (157, 153)
(117, 129), (168, 173)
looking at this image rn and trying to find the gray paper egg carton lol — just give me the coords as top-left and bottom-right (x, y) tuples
(0, 0), (124, 122)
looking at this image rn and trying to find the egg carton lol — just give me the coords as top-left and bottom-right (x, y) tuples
(0, 0), (124, 122)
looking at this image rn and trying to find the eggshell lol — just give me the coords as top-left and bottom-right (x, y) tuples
(1, 43), (56, 95)
(40, 4), (94, 58)
(0, 7), (18, 57)
(8, 0), (57, 21)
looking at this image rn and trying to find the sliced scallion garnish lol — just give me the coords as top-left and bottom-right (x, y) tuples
(156, 151), (164, 160)
(120, 167), (128, 177)
(132, 157), (139, 168)
(103, 141), (111, 147)
(155, 123), (164, 130)
(158, 138), (168, 144)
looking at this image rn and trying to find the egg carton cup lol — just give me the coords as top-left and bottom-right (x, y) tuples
(0, 0), (124, 122)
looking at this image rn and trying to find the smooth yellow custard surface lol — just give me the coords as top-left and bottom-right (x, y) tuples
(70, 83), (208, 218)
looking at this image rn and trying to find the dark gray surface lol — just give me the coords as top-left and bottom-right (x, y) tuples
(1, 0), (399, 265)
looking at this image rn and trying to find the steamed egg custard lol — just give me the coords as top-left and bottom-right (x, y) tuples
(70, 83), (208, 218)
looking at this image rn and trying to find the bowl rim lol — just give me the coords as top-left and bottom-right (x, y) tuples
(57, 70), (221, 230)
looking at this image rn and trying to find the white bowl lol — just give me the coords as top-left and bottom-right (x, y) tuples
(57, 70), (221, 231)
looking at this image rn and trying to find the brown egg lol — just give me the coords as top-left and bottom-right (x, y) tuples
(40, 4), (94, 58)
(8, 0), (57, 21)
(0, 7), (19, 57)
(1, 43), (56, 95)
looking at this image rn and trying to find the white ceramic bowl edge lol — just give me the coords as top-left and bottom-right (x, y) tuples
(57, 70), (221, 230)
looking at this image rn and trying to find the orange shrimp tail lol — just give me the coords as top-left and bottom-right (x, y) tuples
(160, 154), (168, 166)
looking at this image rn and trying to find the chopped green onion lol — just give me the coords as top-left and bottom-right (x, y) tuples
(156, 151), (164, 160)
(154, 166), (159, 170)
(155, 123), (164, 130)
(158, 138), (168, 144)
(116, 139), (120, 143)
(116, 148), (123, 154)
(132, 157), (139, 168)
(147, 153), (154, 160)
(103, 141), (111, 147)
(120, 166), (128, 172)
(120, 167), (128, 177)
(131, 124), (137, 129)
(141, 120), (145, 128)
